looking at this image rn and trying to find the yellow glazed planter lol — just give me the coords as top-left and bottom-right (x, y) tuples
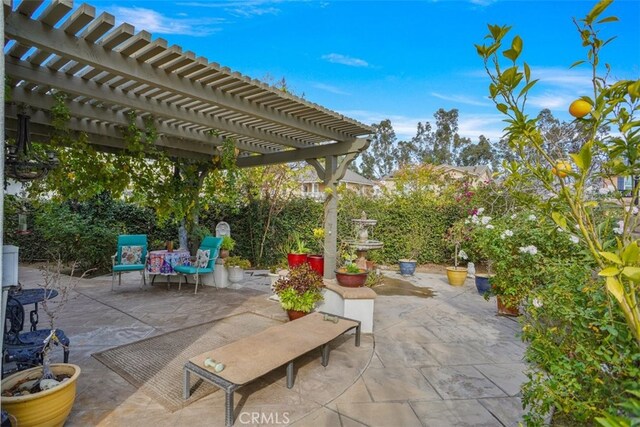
(446, 267), (468, 286)
(1, 364), (81, 427)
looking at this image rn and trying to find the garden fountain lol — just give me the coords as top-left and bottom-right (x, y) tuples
(345, 211), (383, 270)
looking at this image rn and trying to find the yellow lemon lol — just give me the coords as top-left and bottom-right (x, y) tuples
(569, 99), (592, 118)
(552, 160), (572, 178)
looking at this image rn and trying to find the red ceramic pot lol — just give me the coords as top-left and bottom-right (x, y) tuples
(335, 269), (368, 288)
(287, 253), (308, 269)
(497, 296), (520, 316)
(307, 255), (324, 277)
(287, 310), (308, 321)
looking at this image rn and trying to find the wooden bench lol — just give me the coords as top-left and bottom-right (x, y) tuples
(183, 312), (361, 426)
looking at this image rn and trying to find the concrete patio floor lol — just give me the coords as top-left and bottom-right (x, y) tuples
(15, 266), (527, 426)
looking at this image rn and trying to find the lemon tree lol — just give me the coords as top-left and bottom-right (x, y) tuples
(476, 0), (640, 346)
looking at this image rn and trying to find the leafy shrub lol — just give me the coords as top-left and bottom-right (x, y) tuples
(273, 263), (323, 312)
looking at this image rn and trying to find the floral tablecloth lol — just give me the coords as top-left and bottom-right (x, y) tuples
(147, 250), (191, 275)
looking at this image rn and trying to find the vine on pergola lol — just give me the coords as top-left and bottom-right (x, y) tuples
(26, 91), (239, 234)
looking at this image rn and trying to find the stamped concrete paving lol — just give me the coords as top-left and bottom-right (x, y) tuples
(16, 267), (527, 426)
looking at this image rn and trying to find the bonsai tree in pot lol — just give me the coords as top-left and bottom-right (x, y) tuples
(445, 221), (469, 286)
(1, 260), (85, 427)
(225, 256), (251, 283)
(273, 263), (324, 320)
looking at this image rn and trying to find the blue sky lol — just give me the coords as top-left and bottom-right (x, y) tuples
(85, 1), (639, 141)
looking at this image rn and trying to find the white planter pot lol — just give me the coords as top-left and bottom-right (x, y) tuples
(228, 266), (245, 283)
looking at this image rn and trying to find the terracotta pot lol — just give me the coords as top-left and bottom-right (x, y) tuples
(287, 310), (308, 321)
(287, 253), (308, 269)
(497, 296), (520, 316)
(446, 267), (468, 286)
(307, 255), (324, 277)
(1, 363), (81, 427)
(335, 269), (368, 288)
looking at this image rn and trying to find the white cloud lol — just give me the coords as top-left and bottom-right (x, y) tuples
(430, 92), (491, 107)
(322, 53), (369, 68)
(109, 6), (223, 36)
(469, 0), (498, 6)
(532, 67), (592, 91)
(527, 92), (575, 110)
(177, 1), (281, 17)
(312, 83), (351, 96)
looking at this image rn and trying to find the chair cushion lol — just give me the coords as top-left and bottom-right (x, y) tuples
(196, 249), (210, 268)
(20, 329), (70, 346)
(121, 245), (143, 265)
(174, 265), (213, 275)
(113, 264), (145, 272)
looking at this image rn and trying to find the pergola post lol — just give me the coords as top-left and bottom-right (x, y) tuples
(308, 152), (360, 279)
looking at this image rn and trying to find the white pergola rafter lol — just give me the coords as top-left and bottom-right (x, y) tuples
(2, 0), (374, 279)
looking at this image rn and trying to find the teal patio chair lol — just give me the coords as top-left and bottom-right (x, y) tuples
(112, 234), (148, 291)
(174, 236), (222, 294)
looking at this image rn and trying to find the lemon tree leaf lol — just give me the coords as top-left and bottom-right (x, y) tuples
(621, 241), (639, 265)
(599, 251), (623, 265)
(551, 211), (568, 230)
(598, 267), (620, 277)
(622, 267), (640, 282)
(605, 276), (624, 304)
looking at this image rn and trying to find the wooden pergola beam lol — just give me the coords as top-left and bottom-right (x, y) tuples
(5, 12), (355, 142)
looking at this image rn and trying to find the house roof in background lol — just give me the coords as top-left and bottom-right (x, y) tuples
(380, 164), (491, 181)
(299, 168), (375, 186)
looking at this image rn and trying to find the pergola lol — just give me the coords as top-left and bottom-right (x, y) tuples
(1, 0), (373, 278)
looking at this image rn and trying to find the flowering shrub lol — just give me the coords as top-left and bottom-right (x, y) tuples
(273, 263), (324, 313)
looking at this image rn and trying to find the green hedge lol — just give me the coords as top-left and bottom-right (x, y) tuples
(4, 189), (493, 271)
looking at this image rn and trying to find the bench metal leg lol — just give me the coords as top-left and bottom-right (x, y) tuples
(183, 368), (191, 399)
(355, 323), (361, 347)
(286, 361), (295, 389)
(225, 390), (234, 427)
(321, 344), (330, 367)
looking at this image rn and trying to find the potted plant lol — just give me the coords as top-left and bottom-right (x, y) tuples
(465, 210), (497, 295)
(307, 227), (325, 276)
(398, 229), (422, 276)
(219, 235), (235, 259)
(1, 260), (84, 427)
(225, 256), (251, 283)
(286, 234), (310, 269)
(273, 263), (324, 320)
(445, 222), (468, 286)
(335, 262), (369, 288)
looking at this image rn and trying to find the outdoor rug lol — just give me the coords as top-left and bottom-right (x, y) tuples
(93, 312), (282, 412)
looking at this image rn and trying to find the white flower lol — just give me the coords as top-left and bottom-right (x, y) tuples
(599, 184), (615, 195)
(481, 216), (492, 225)
(532, 298), (543, 308)
(569, 235), (580, 244)
(477, 207), (485, 215)
(613, 220), (625, 235)
(528, 214), (537, 221)
(556, 227), (564, 233)
(471, 215), (480, 224)
(510, 214), (517, 219)
(486, 224), (495, 229)
(500, 229), (513, 239)
(585, 185), (594, 194)
(464, 219), (470, 224)
(624, 206), (639, 215)
(458, 250), (468, 260)
(519, 245), (538, 255)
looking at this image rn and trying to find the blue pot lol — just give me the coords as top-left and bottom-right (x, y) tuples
(398, 260), (417, 276)
(475, 274), (493, 295)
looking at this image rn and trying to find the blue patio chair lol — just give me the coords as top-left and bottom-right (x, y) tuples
(3, 296), (70, 371)
(174, 236), (223, 294)
(112, 234), (148, 291)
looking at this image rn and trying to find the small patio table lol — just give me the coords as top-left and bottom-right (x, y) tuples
(147, 249), (191, 285)
(9, 288), (58, 331)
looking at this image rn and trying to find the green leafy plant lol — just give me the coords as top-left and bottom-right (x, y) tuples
(476, 0), (640, 346)
(344, 263), (363, 274)
(289, 233), (310, 255)
(220, 235), (235, 251)
(273, 263), (324, 313)
(224, 256), (250, 269)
